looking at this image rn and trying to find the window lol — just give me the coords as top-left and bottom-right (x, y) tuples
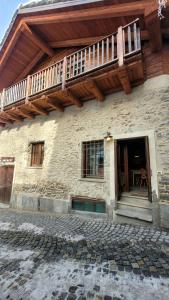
(30, 142), (44, 167)
(82, 140), (104, 178)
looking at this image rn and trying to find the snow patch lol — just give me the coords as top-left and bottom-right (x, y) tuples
(18, 223), (44, 235)
(23, 260), (169, 300)
(56, 233), (85, 242)
(0, 245), (33, 261)
(0, 221), (14, 231)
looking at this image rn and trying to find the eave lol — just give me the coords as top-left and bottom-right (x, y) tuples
(0, 20), (144, 127)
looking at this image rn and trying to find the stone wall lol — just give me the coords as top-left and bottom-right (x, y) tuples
(0, 75), (169, 226)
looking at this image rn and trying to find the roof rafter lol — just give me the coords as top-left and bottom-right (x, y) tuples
(21, 22), (55, 57)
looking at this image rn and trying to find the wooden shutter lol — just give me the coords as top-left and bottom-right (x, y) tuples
(31, 142), (44, 166)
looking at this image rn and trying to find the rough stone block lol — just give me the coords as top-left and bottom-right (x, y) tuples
(160, 202), (169, 228)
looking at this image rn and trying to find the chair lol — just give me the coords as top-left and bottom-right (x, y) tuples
(140, 168), (148, 188)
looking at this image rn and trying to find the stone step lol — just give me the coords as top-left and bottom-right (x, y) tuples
(117, 199), (152, 209)
(121, 193), (148, 200)
(115, 208), (153, 222)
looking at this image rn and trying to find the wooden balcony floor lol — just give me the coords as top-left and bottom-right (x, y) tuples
(0, 54), (144, 125)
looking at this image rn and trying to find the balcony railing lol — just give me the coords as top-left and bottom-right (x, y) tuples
(0, 19), (141, 110)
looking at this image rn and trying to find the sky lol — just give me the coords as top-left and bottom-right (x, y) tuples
(0, 0), (33, 43)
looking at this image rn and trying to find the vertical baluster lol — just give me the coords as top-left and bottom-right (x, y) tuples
(18, 83), (20, 100)
(102, 40), (104, 65)
(97, 42), (100, 66)
(54, 64), (57, 85)
(123, 29), (125, 56)
(112, 35), (115, 61)
(93, 44), (95, 67)
(69, 57), (71, 79)
(137, 25), (141, 50)
(77, 52), (79, 75)
(84, 48), (87, 72)
(133, 22), (137, 51)
(58, 62), (61, 83)
(80, 51), (83, 74)
(89, 47), (91, 70)
(17, 84), (19, 101)
(128, 25), (132, 54)
(72, 54), (75, 78)
(106, 37), (109, 62)
(48, 67), (51, 87)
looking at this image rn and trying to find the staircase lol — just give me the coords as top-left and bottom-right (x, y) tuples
(115, 193), (153, 223)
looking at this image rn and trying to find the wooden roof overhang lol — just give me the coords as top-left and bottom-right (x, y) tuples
(0, 0), (168, 90)
(0, 18), (144, 127)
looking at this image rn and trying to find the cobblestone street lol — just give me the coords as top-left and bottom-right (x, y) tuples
(0, 208), (169, 299)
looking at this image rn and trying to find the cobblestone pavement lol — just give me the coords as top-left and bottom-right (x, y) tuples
(0, 208), (169, 299)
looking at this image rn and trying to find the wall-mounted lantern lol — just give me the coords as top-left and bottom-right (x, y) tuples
(104, 132), (113, 142)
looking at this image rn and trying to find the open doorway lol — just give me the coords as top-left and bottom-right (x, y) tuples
(116, 137), (152, 201)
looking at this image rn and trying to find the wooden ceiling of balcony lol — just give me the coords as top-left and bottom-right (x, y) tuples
(0, 0), (168, 90)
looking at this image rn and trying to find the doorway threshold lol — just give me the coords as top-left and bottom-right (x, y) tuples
(115, 208), (152, 222)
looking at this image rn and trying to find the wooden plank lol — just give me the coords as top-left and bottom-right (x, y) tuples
(49, 36), (106, 48)
(124, 143), (129, 193)
(0, 23), (23, 73)
(62, 89), (83, 107)
(2, 112), (23, 123)
(41, 95), (64, 112)
(11, 107), (34, 119)
(14, 51), (44, 83)
(21, 22), (55, 57)
(85, 79), (105, 101)
(117, 66), (132, 94)
(117, 26), (124, 67)
(145, 9), (162, 52)
(26, 102), (49, 116)
(24, 1), (151, 25)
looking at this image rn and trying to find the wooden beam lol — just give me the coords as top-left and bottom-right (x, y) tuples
(26, 101), (49, 116)
(117, 66), (131, 94)
(85, 79), (105, 101)
(14, 51), (44, 83)
(0, 23), (23, 73)
(11, 107), (34, 120)
(21, 22), (55, 57)
(145, 4), (162, 52)
(0, 117), (8, 124)
(49, 30), (150, 48)
(41, 96), (64, 112)
(1, 112), (23, 123)
(49, 36), (106, 48)
(0, 114), (13, 124)
(62, 89), (83, 107)
(24, 1), (152, 25)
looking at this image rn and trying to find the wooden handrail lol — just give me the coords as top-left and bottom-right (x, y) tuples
(0, 19), (141, 110)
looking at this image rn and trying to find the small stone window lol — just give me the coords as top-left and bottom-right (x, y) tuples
(82, 140), (104, 178)
(30, 142), (44, 167)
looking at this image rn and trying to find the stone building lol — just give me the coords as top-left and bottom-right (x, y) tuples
(0, 0), (169, 227)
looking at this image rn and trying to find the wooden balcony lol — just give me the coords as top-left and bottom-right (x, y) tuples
(0, 19), (144, 126)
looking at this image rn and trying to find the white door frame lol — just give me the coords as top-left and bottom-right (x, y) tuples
(109, 130), (158, 207)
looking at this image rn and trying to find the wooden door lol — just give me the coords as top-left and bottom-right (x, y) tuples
(145, 137), (152, 201)
(124, 144), (129, 192)
(0, 166), (14, 204)
(115, 140), (121, 201)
